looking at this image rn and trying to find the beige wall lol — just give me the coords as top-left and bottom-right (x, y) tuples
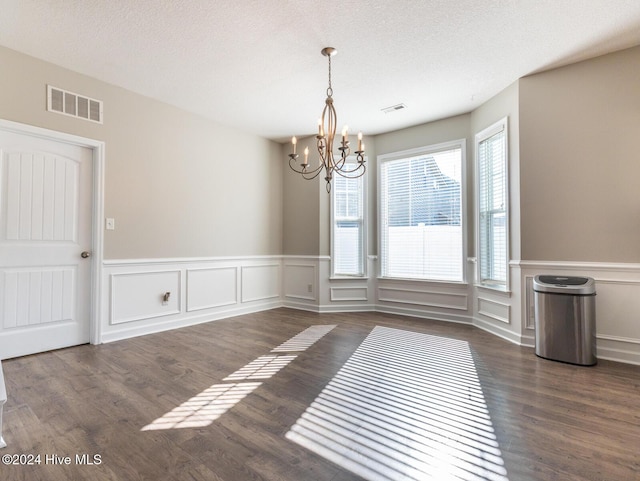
(0, 46), (282, 259)
(374, 114), (471, 157)
(282, 136), (321, 255)
(519, 45), (640, 262)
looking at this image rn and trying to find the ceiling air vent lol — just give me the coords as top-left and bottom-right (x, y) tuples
(381, 103), (407, 114)
(47, 85), (103, 124)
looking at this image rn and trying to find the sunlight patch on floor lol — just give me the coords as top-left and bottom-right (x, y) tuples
(286, 326), (509, 481)
(141, 324), (336, 431)
(271, 325), (337, 352)
(141, 382), (262, 430)
(223, 355), (297, 381)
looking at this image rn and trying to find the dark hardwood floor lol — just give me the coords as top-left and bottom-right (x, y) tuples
(1, 308), (639, 481)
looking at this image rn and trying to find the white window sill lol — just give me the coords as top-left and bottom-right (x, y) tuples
(475, 283), (511, 295)
(378, 276), (468, 287)
(330, 275), (370, 281)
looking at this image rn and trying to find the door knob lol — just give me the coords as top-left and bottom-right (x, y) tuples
(81, 251), (91, 258)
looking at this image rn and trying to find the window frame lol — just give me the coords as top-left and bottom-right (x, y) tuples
(474, 117), (510, 291)
(377, 139), (467, 283)
(330, 156), (368, 278)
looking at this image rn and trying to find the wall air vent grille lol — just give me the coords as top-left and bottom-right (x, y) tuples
(47, 85), (103, 124)
(381, 103), (407, 114)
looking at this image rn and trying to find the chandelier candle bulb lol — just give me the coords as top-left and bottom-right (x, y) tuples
(292, 136), (297, 155)
(357, 132), (363, 151)
(303, 146), (309, 166)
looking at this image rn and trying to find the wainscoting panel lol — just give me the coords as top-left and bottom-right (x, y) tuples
(307, 257), (373, 312)
(378, 286), (468, 311)
(595, 279), (640, 341)
(477, 296), (510, 324)
(375, 279), (472, 324)
(283, 263), (316, 301)
(241, 264), (280, 303)
(101, 257), (283, 343)
(186, 267), (238, 312)
(524, 275), (535, 330)
(110, 270), (181, 325)
(330, 286), (368, 302)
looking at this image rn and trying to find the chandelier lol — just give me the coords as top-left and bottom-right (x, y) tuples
(288, 47), (365, 193)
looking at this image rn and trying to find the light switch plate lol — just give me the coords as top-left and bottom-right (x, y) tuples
(105, 218), (115, 230)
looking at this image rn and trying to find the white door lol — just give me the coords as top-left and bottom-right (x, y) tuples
(0, 129), (93, 359)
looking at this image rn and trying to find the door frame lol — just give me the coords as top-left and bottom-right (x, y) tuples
(0, 118), (105, 345)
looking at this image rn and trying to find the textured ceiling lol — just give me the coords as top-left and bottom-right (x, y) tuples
(1, 0), (640, 142)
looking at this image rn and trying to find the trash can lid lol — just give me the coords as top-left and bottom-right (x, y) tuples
(533, 275), (596, 295)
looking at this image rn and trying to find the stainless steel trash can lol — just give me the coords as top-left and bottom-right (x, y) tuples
(533, 275), (596, 366)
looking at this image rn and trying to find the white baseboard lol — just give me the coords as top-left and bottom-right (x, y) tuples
(473, 315), (524, 346)
(318, 303), (377, 313)
(101, 300), (282, 344)
(282, 300), (321, 313)
(595, 346), (640, 365)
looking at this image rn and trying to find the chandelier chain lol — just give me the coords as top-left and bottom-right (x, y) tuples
(327, 54), (333, 97)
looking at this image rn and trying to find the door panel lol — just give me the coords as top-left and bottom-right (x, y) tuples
(0, 130), (92, 359)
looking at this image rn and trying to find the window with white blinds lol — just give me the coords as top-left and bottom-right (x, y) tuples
(476, 118), (508, 288)
(331, 165), (365, 277)
(379, 142), (464, 282)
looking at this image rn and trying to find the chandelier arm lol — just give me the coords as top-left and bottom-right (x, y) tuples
(335, 164), (366, 175)
(333, 148), (366, 174)
(302, 168), (327, 181)
(333, 148), (350, 170)
(288, 156), (324, 177)
(333, 164), (366, 179)
(292, 163), (327, 181)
